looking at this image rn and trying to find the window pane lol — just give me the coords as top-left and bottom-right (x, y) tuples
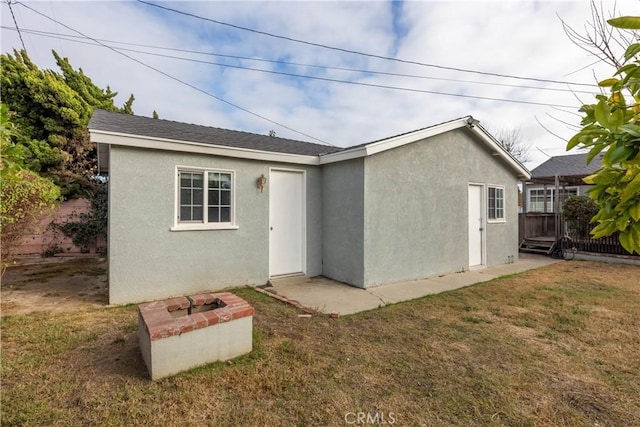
(529, 189), (549, 212)
(192, 206), (203, 221)
(208, 207), (219, 223)
(220, 190), (230, 205)
(209, 189), (219, 205)
(193, 189), (203, 204)
(180, 189), (191, 205)
(488, 187), (504, 219)
(180, 206), (191, 221)
(179, 172), (205, 223)
(209, 173), (220, 188)
(220, 173), (232, 189)
(220, 207), (231, 222)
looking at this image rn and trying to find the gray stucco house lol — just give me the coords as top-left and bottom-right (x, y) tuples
(89, 110), (531, 304)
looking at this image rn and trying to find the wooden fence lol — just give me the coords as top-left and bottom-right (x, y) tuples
(15, 198), (106, 256)
(518, 213), (559, 242)
(560, 231), (633, 256)
(519, 213), (633, 256)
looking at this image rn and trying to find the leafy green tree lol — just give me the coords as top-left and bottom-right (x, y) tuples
(0, 104), (26, 178)
(52, 51), (122, 113)
(567, 16), (640, 254)
(0, 49), (134, 197)
(1, 104), (60, 274)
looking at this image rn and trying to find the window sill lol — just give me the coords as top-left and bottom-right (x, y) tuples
(487, 219), (506, 224)
(170, 224), (239, 232)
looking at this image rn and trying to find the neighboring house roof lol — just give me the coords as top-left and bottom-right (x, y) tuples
(530, 152), (604, 179)
(89, 110), (531, 179)
(89, 109), (340, 157)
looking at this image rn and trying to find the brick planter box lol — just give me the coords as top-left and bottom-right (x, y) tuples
(138, 292), (253, 380)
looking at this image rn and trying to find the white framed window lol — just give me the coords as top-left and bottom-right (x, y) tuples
(488, 186), (505, 221)
(528, 188), (551, 213)
(172, 167), (238, 231)
(527, 187), (578, 213)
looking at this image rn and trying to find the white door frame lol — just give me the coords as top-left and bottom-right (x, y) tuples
(269, 167), (307, 277)
(468, 183), (487, 269)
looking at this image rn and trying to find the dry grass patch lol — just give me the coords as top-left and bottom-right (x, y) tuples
(1, 260), (639, 426)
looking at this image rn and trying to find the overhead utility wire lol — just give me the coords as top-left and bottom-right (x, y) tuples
(137, 0), (599, 88)
(118, 46), (579, 109)
(6, 0), (27, 51)
(6, 25), (578, 109)
(2, 26), (595, 96)
(15, 1), (332, 146)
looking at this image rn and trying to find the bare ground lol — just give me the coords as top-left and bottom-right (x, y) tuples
(1, 257), (108, 315)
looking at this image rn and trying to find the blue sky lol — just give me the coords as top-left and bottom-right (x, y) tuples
(1, 1), (637, 168)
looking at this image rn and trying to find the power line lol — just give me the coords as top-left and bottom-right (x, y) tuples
(122, 47), (578, 109)
(15, 1), (333, 146)
(1, 26), (596, 96)
(1, 25), (582, 109)
(137, 0), (599, 88)
(6, 0), (27, 51)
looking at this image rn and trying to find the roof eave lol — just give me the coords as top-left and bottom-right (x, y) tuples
(320, 117), (532, 180)
(468, 124), (532, 180)
(89, 129), (321, 166)
(320, 117), (472, 165)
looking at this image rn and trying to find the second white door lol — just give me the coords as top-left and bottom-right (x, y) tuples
(269, 170), (304, 276)
(468, 184), (484, 267)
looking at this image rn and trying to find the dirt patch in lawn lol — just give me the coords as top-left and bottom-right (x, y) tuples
(1, 257), (108, 315)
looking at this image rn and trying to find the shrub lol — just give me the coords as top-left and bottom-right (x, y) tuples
(1, 169), (60, 274)
(561, 195), (600, 239)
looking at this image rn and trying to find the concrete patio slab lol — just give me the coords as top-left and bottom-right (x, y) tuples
(268, 254), (561, 316)
(267, 275), (384, 315)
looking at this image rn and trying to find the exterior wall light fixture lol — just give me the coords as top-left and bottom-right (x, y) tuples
(257, 174), (267, 192)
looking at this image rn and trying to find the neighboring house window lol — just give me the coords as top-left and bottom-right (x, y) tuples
(528, 188), (551, 213)
(527, 187), (578, 213)
(175, 168), (236, 230)
(488, 186), (505, 221)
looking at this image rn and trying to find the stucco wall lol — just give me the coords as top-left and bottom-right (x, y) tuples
(362, 128), (520, 287)
(108, 146), (321, 304)
(321, 158), (365, 286)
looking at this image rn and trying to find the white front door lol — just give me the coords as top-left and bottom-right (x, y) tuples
(269, 169), (304, 276)
(468, 184), (484, 267)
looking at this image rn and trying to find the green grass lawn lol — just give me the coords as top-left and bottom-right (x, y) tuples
(2, 260), (639, 426)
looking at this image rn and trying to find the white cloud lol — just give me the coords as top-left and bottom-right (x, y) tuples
(1, 0), (636, 168)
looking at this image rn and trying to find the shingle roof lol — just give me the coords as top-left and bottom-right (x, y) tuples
(89, 109), (342, 156)
(530, 152), (604, 179)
